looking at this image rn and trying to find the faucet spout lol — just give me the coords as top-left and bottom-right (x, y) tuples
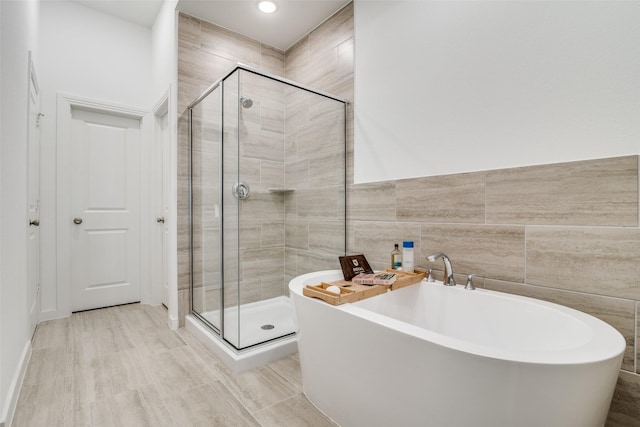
(426, 252), (456, 286)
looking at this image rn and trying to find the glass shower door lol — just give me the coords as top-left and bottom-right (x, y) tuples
(223, 69), (295, 350)
(190, 84), (222, 332)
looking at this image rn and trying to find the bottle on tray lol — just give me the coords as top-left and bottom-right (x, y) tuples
(402, 240), (414, 273)
(391, 243), (402, 270)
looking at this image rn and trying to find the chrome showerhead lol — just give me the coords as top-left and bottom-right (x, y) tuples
(239, 96), (253, 109)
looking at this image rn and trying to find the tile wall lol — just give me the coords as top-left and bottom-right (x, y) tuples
(284, 4), (355, 184)
(179, 2), (639, 424)
(349, 157), (640, 425)
(281, 2), (354, 285)
(283, 91), (347, 286)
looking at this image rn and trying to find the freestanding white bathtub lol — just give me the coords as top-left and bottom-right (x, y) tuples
(289, 270), (625, 427)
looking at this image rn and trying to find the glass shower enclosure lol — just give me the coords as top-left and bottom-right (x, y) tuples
(189, 64), (347, 351)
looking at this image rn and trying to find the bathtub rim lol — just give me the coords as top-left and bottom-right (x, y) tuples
(289, 270), (626, 367)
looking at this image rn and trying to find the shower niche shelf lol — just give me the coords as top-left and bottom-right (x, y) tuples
(267, 188), (295, 193)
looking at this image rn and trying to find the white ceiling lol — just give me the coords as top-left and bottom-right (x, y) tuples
(72, 0), (351, 51)
(177, 0), (351, 51)
(72, 0), (166, 27)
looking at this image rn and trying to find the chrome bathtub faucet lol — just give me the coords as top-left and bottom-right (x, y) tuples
(465, 274), (478, 291)
(426, 252), (456, 286)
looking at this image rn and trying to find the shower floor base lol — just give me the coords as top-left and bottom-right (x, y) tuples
(185, 296), (298, 373)
(201, 296), (296, 348)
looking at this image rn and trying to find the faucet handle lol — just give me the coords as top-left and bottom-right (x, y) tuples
(465, 274), (479, 290)
(427, 268), (435, 282)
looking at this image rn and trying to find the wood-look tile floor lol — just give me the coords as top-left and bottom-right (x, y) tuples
(12, 303), (337, 427)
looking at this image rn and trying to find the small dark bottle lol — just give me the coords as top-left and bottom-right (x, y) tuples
(391, 243), (402, 270)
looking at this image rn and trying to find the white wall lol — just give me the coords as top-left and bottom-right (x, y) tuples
(152, 0), (177, 100)
(39, 1), (154, 319)
(0, 0), (39, 423)
(354, 1), (640, 183)
(1, 5), (3, 412)
(1, 2), (3, 415)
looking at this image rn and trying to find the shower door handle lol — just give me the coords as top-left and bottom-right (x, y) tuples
(232, 182), (250, 200)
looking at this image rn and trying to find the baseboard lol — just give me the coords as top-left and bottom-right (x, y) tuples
(38, 308), (70, 322)
(168, 313), (179, 330)
(0, 341), (32, 427)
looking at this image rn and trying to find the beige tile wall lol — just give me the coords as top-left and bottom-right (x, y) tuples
(283, 101), (347, 286)
(282, 4), (353, 285)
(348, 156), (640, 425)
(284, 3), (355, 184)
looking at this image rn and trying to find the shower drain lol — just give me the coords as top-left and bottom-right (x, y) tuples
(261, 324), (275, 330)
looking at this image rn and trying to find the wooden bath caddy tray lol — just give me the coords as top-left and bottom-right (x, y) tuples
(386, 269), (426, 291)
(303, 269), (426, 305)
(303, 281), (385, 305)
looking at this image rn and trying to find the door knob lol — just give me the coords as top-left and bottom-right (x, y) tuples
(73, 217), (83, 225)
(156, 217), (165, 223)
(29, 219), (40, 227)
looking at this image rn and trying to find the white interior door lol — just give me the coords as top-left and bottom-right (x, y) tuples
(153, 109), (170, 307)
(161, 111), (170, 307)
(69, 107), (141, 312)
(27, 54), (41, 337)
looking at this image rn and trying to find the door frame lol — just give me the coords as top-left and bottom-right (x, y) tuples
(150, 89), (169, 306)
(151, 86), (179, 330)
(27, 51), (41, 336)
(56, 93), (151, 316)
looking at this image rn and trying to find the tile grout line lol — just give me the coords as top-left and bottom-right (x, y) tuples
(523, 225), (527, 285)
(251, 391), (300, 416)
(484, 172), (487, 226)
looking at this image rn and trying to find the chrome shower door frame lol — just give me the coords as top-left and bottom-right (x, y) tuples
(188, 63), (349, 351)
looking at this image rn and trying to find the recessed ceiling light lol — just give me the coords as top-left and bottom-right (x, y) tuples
(258, 0), (278, 14)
